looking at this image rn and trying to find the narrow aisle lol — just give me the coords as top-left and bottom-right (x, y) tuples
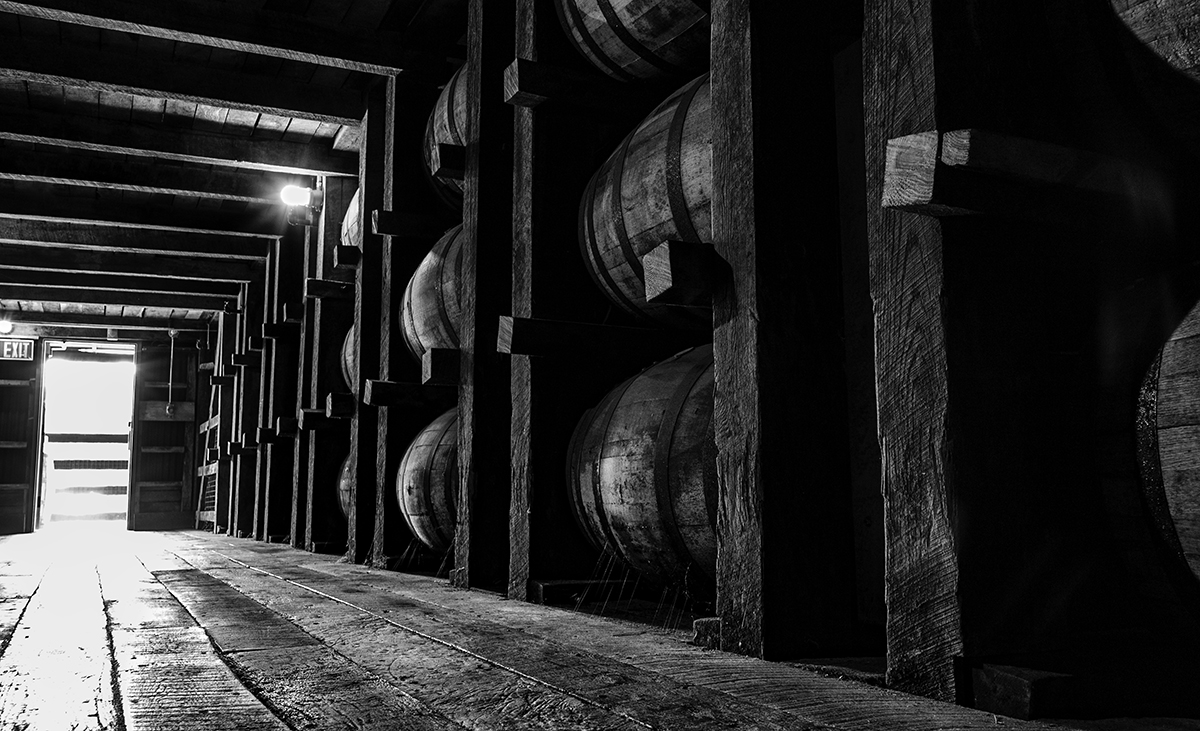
(0, 522), (289, 731)
(0, 524), (118, 730)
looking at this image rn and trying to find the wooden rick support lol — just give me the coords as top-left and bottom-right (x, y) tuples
(869, 0), (1200, 716)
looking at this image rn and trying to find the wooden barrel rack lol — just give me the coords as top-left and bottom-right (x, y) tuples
(190, 0), (1200, 720)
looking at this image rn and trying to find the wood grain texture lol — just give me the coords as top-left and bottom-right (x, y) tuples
(554, 0), (709, 83)
(453, 0), (516, 591)
(580, 73), (712, 329)
(0, 218), (271, 259)
(401, 225), (465, 361)
(0, 244), (264, 282)
(568, 343), (716, 584)
(396, 407), (459, 553)
(864, 0), (960, 700)
(422, 65), (469, 208)
(0, 36), (365, 125)
(0, 0), (407, 74)
(711, 0), (859, 661)
(0, 105), (358, 176)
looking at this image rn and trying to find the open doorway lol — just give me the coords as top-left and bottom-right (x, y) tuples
(39, 341), (136, 527)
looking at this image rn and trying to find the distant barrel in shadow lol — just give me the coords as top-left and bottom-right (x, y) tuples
(396, 408), (458, 553)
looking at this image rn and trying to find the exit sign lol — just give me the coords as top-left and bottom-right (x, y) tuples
(0, 339), (33, 361)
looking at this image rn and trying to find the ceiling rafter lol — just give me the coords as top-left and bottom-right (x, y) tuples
(0, 0), (407, 74)
(0, 268), (242, 297)
(0, 37), (365, 125)
(0, 219), (271, 259)
(0, 284), (230, 311)
(0, 106), (358, 176)
(0, 243), (266, 281)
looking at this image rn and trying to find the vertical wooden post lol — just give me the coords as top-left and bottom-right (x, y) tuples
(454, 0), (515, 591)
(506, 0), (615, 599)
(263, 228), (304, 542)
(290, 226), (319, 549)
(232, 282), (263, 538)
(304, 178), (354, 553)
(252, 242), (279, 540)
(348, 80), (391, 565)
(711, 0), (859, 659)
(369, 74), (448, 568)
(862, 0), (957, 699)
(865, 0), (1200, 709)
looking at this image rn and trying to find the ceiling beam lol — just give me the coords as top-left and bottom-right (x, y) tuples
(0, 106), (357, 176)
(0, 38), (365, 125)
(0, 0), (407, 75)
(3, 323), (205, 342)
(0, 310), (212, 331)
(0, 147), (304, 204)
(0, 244), (265, 281)
(0, 219), (271, 259)
(0, 284), (229, 311)
(0, 269), (242, 297)
(0, 188), (285, 236)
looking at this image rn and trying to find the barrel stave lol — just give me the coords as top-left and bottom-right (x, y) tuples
(397, 408), (458, 553)
(400, 226), (464, 361)
(581, 74), (712, 329)
(556, 0), (709, 83)
(569, 344), (716, 584)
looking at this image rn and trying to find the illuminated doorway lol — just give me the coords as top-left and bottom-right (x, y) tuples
(40, 341), (136, 526)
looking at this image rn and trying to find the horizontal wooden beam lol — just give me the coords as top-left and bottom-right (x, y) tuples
(502, 58), (657, 113)
(0, 284), (229, 311)
(641, 241), (726, 307)
(1, 323), (202, 341)
(0, 0), (407, 75)
(0, 243), (265, 282)
(0, 146), (303, 204)
(0, 219), (270, 259)
(261, 322), (300, 341)
(362, 379), (455, 408)
(881, 129), (1158, 221)
(421, 347), (459, 386)
(0, 187), (284, 236)
(0, 310), (213, 331)
(0, 37), (365, 125)
(0, 269), (242, 296)
(325, 392), (356, 419)
(0, 106), (357, 176)
(496, 316), (686, 358)
(304, 278), (354, 300)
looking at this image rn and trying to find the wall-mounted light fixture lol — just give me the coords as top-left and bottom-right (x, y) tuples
(0, 320), (13, 334)
(282, 184), (324, 226)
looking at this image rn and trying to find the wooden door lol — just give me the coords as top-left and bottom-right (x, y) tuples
(127, 341), (197, 530)
(0, 338), (43, 534)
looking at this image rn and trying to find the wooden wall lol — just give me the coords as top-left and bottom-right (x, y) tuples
(191, 0), (1200, 720)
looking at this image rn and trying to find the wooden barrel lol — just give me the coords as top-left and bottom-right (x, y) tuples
(567, 343), (716, 583)
(341, 188), (362, 249)
(400, 225), (464, 361)
(1141, 301), (1200, 581)
(396, 407), (458, 553)
(340, 326), (358, 392)
(422, 65), (468, 209)
(337, 453), (353, 519)
(579, 73), (711, 330)
(554, 0), (710, 83)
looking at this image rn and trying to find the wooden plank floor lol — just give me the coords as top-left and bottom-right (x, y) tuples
(0, 523), (1196, 730)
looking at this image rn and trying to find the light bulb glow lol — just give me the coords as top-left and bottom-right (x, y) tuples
(0, 320), (13, 334)
(280, 185), (313, 207)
